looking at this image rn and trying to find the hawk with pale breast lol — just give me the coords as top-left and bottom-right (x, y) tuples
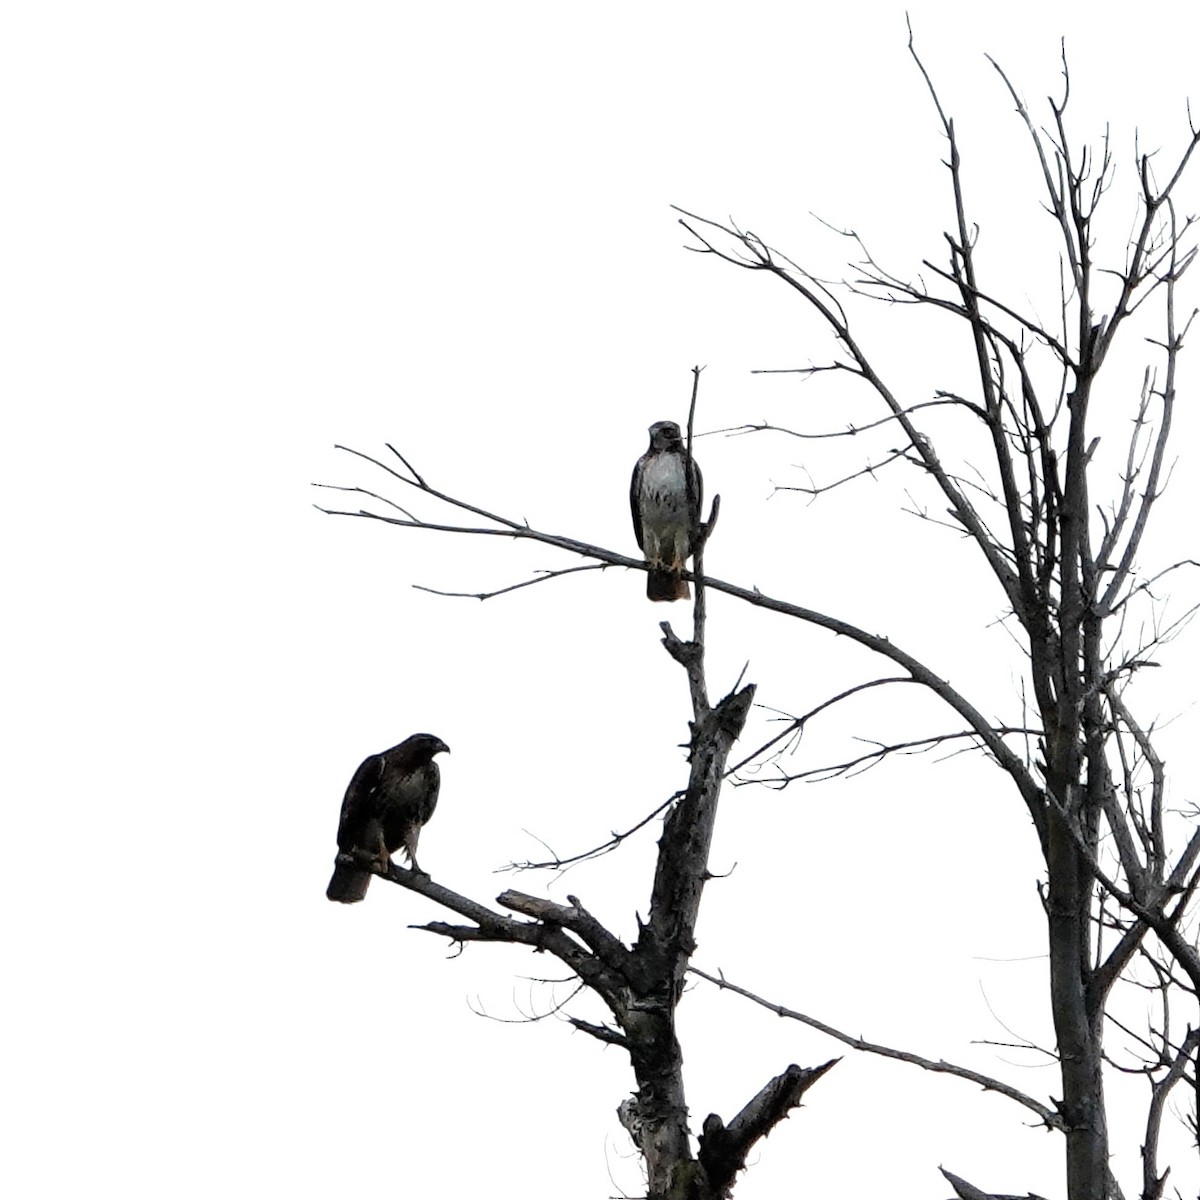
(630, 420), (703, 602)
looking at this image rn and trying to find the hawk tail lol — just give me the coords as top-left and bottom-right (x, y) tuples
(647, 568), (690, 602)
(326, 862), (371, 904)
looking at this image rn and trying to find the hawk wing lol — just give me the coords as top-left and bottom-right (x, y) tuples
(335, 753), (385, 851)
(326, 753), (386, 904)
(630, 453), (648, 552)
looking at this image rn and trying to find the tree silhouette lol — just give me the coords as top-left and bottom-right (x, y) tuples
(318, 34), (1199, 1200)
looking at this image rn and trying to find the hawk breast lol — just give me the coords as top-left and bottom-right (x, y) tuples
(638, 453), (689, 528)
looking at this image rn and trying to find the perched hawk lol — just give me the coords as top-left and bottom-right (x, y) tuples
(325, 733), (450, 903)
(630, 420), (703, 602)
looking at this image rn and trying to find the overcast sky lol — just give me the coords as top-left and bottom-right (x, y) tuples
(5, 3), (1199, 1198)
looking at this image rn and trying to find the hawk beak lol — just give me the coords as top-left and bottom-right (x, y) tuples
(436, 741), (451, 756)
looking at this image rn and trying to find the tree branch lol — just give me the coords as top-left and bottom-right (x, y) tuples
(691, 966), (1065, 1132)
(698, 1059), (838, 1195)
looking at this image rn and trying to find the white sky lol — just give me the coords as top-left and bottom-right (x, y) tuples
(5, 2), (1199, 1197)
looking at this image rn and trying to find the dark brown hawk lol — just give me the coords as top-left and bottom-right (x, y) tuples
(325, 733), (450, 903)
(630, 420), (703, 602)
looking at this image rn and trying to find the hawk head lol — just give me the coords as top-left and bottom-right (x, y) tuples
(405, 733), (451, 761)
(647, 420), (684, 452)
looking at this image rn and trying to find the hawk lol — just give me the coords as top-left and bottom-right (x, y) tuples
(630, 420), (703, 602)
(325, 733), (450, 903)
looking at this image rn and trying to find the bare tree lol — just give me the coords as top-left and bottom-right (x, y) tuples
(319, 371), (835, 1200)
(317, 35), (1200, 1200)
